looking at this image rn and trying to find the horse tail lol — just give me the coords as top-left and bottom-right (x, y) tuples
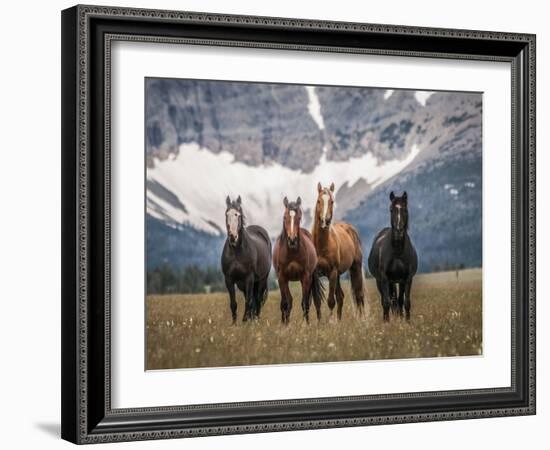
(349, 262), (369, 321)
(347, 224), (363, 253)
(348, 225), (367, 315)
(310, 269), (326, 305)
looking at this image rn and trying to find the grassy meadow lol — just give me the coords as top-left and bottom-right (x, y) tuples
(146, 269), (482, 370)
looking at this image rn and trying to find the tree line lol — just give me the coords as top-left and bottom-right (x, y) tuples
(147, 264), (278, 295)
(147, 264), (226, 295)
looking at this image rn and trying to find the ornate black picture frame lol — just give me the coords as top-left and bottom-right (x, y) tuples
(61, 4), (536, 444)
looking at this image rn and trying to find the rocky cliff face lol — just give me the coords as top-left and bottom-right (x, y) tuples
(146, 79), (324, 172)
(145, 78), (482, 273)
(317, 88), (419, 161)
(318, 87), (481, 165)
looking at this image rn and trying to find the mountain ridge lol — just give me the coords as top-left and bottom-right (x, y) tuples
(145, 79), (482, 273)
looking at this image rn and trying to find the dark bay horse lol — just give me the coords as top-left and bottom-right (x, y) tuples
(221, 196), (272, 323)
(312, 183), (366, 320)
(368, 191), (418, 321)
(273, 197), (325, 324)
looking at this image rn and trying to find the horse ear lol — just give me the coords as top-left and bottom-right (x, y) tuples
(236, 195), (242, 205)
(317, 182), (322, 193)
(389, 191), (395, 201)
(330, 182), (335, 192)
(226, 196), (231, 207)
(402, 191), (408, 202)
(283, 196), (289, 208)
(296, 196), (302, 207)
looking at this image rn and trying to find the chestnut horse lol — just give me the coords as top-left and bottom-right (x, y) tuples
(312, 183), (366, 320)
(273, 196), (325, 324)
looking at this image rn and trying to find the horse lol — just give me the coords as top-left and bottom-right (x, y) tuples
(221, 195), (272, 323)
(273, 196), (325, 324)
(368, 191), (418, 321)
(311, 183), (366, 320)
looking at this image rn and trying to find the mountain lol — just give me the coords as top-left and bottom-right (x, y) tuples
(146, 78), (323, 171)
(346, 156), (482, 273)
(145, 79), (482, 273)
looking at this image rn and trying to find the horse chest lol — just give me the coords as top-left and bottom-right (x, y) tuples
(387, 258), (408, 282)
(227, 261), (251, 280)
(316, 257), (332, 275)
(282, 262), (304, 280)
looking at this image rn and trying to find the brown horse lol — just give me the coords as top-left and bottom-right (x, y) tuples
(273, 196), (325, 324)
(312, 182), (366, 320)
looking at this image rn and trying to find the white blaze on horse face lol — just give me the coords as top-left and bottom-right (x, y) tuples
(395, 204), (402, 230)
(321, 193), (330, 226)
(226, 208), (240, 240)
(289, 210), (296, 237)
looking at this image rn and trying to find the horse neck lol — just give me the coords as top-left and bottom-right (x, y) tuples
(234, 225), (249, 251)
(312, 213), (330, 252)
(391, 228), (407, 254)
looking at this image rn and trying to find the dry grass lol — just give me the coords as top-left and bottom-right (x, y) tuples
(146, 269), (482, 370)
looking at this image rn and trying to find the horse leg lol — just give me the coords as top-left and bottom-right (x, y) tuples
(225, 277), (237, 324)
(389, 283), (398, 315)
(404, 276), (413, 321)
(313, 295), (322, 322)
(242, 274), (255, 322)
(327, 269), (338, 321)
(349, 263), (365, 317)
(397, 282), (405, 317)
(278, 279), (287, 324)
(255, 278), (267, 319)
(252, 280), (260, 319)
(279, 279), (292, 324)
(379, 276), (392, 322)
(301, 274), (312, 324)
(336, 277), (344, 321)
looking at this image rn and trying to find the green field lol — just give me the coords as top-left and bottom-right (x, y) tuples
(146, 269), (482, 370)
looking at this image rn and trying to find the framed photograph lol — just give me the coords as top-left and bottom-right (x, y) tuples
(61, 4), (536, 444)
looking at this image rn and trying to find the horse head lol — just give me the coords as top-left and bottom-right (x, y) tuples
(315, 182), (335, 229)
(225, 195), (244, 246)
(389, 191), (408, 239)
(283, 196), (302, 249)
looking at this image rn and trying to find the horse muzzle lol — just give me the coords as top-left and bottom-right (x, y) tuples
(287, 237), (298, 248)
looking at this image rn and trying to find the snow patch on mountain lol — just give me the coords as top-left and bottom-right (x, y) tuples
(415, 91), (434, 106)
(147, 143), (420, 236)
(305, 86), (325, 130)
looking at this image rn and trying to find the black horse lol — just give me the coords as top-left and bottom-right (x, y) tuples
(221, 196), (272, 323)
(368, 191), (418, 321)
